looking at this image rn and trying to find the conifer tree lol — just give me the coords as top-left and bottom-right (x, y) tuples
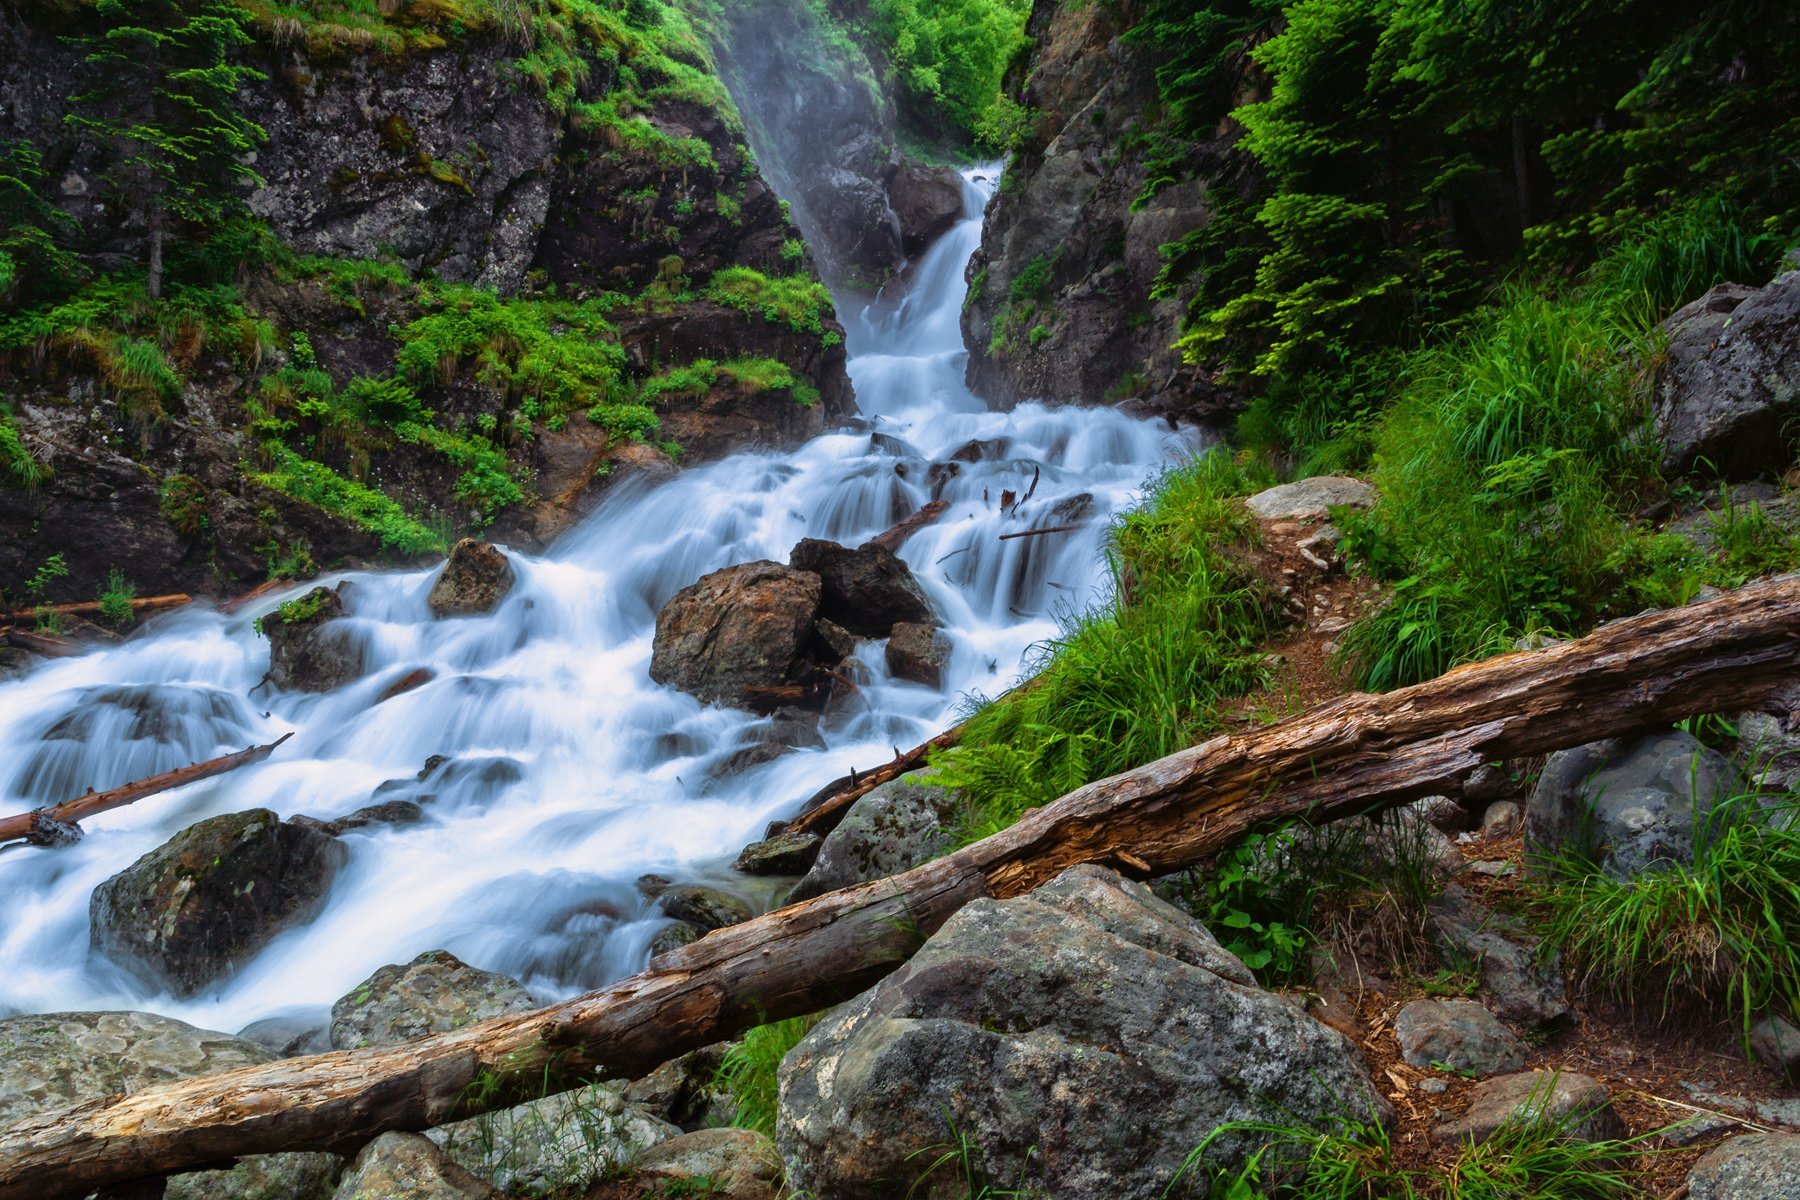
(0, 140), (81, 307)
(65, 0), (266, 299)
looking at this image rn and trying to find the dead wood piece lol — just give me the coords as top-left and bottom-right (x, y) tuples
(997, 522), (1083, 542)
(0, 626), (79, 657)
(0, 595), (190, 623)
(219, 579), (295, 616)
(5, 576), (1800, 1197)
(869, 499), (951, 552)
(0, 733), (296, 848)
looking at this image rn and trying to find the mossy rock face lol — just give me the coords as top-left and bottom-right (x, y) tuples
(784, 772), (958, 905)
(89, 808), (349, 997)
(0, 1011), (343, 1200)
(263, 584), (365, 693)
(328, 950), (535, 1051)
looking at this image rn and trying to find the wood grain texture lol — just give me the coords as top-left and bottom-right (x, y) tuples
(4, 574), (1799, 1198)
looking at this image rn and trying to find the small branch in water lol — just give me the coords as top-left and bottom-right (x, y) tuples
(0, 594), (190, 623)
(998, 523), (1083, 542)
(869, 500), (949, 552)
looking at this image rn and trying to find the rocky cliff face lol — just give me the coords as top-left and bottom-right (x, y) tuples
(0, 3), (854, 599)
(960, 0), (1231, 421)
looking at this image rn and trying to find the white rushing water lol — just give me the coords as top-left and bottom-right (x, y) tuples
(0, 169), (1200, 1034)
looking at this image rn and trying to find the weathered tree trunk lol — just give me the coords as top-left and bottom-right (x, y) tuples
(0, 594), (190, 622)
(869, 499), (950, 552)
(0, 733), (294, 848)
(146, 197), (165, 302)
(5, 576), (1800, 1198)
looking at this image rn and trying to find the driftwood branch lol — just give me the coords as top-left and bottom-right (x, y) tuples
(0, 626), (78, 658)
(0, 734), (296, 849)
(0, 594), (190, 623)
(997, 522), (1083, 542)
(778, 724), (965, 840)
(869, 499), (950, 552)
(5, 576), (1800, 1197)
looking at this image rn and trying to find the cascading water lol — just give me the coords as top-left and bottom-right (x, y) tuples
(0, 169), (1201, 1033)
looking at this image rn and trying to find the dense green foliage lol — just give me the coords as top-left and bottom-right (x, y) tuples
(861, 0), (1030, 143)
(712, 1014), (818, 1138)
(65, 0), (267, 299)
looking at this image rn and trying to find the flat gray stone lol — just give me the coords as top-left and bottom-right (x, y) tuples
(1428, 884), (1570, 1027)
(634, 1128), (781, 1199)
(427, 1083), (679, 1194)
(1395, 999), (1527, 1076)
(332, 1132), (499, 1200)
(330, 950), (535, 1051)
(1244, 476), (1376, 521)
(1435, 1071), (1624, 1145)
(1688, 1133), (1800, 1199)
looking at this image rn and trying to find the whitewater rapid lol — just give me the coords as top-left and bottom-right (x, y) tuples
(0, 169), (1201, 1034)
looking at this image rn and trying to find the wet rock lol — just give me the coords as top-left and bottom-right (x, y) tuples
(1435, 1071), (1624, 1145)
(885, 620), (951, 688)
(889, 163), (965, 257)
(263, 585), (364, 693)
(427, 1083), (678, 1194)
(788, 537), (934, 637)
(332, 1132), (499, 1200)
(1243, 476), (1376, 522)
(1428, 884), (1571, 1028)
(1395, 999), (1526, 1076)
(1731, 708), (1800, 794)
(1481, 800), (1521, 839)
(814, 616), (860, 659)
(90, 809), (348, 997)
(1406, 795), (1467, 834)
(624, 1044), (728, 1129)
(1527, 730), (1747, 880)
(659, 885), (753, 932)
(0, 1011), (342, 1200)
(427, 540), (515, 619)
(649, 921), (703, 956)
(735, 830), (823, 876)
(949, 437), (1007, 463)
(237, 1012), (332, 1058)
(329, 951), (535, 1050)
(785, 772), (959, 903)
(777, 865), (1384, 1197)
(649, 561), (822, 710)
(1751, 1014), (1800, 1080)
(1687, 1133), (1800, 1199)
(1655, 271), (1800, 479)
(635, 1128), (781, 1200)
(323, 799), (426, 836)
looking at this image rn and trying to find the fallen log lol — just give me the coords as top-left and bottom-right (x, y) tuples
(0, 594), (190, 623)
(777, 723), (965, 840)
(0, 733), (295, 849)
(869, 499), (950, 552)
(0, 626), (79, 657)
(218, 578), (295, 616)
(6, 575), (1800, 1198)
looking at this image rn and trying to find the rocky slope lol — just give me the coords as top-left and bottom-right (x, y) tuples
(960, 0), (1231, 420)
(0, 0), (854, 600)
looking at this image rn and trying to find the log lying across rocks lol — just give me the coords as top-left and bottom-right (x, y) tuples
(5, 576), (1800, 1198)
(777, 723), (966, 840)
(869, 499), (950, 552)
(0, 593), (190, 623)
(0, 733), (295, 849)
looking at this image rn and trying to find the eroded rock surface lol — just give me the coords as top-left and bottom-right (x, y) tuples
(329, 950), (535, 1051)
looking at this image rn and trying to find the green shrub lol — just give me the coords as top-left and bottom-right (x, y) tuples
(96, 568), (137, 627)
(0, 402), (47, 487)
(703, 267), (832, 335)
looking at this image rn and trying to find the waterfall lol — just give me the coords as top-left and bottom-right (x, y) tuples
(0, 169), (1201, 1032)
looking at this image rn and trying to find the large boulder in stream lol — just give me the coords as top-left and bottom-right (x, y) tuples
(329, 950), (536, 1051)
(427, 539), (515, 618)
(785, 771), (959, 903)
(789, 537), (934, 637)
(649, 561), (822, 709)
(262, 584), (364, 693)
(0, 1010), (343, 1200)
(90, 808), (349, 996)
(777, 865), (1383, 1198)
(889, 162), (966, 256)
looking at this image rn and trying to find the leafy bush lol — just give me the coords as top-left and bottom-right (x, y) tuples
(96, 569), (137, 627)
(253, 445), (446, 555)
(864, 0), (1032, 142)
(703, 267), (833, 335)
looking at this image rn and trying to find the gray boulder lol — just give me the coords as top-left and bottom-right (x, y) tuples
(1687, 1133), (1800, 1200)
(885, 621), (952, 688)
(1751, 1014), (1800, 1080)
(263, 585), (365, 692)
(1434, 1070), (1623, 1145)
(734, 830), (823, 876)
(427, 540), (515, 619)
(1243, 477), (1376, 521)
(1394, 999), (1526, 1076)
(659, 885), (753, 932)
(1655, 272), (1800, 479)
(649, 561), (822, 710)
(90, 809), (348, 996)
(777, 865), (1384, 1198)
(332, 1132), (500, 1200)
(1429, 884), (1570, 1028)
(0, 1011), (341, 1200)
(785, 772), (959, 903)
(1527, 730), (1747, 880)
(427, 1083), (679, 1194)
(329, 950), (536, 1051)
(633, 1128), (782, 1200)
(789, 537), (934, 637)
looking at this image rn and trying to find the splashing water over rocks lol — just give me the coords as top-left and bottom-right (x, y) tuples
(0, 169), (1201, 1031)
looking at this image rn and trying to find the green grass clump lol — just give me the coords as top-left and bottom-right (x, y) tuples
(703, 267), (833, 335)
(96, 568), (136, 627)
(253, 444), (446, 555)
(712, 1014), (818, 1139)
(636, 356), (814, 406)
(0, 402), (47, 486)
(1534, 792), (1800, 1039)
(1180, 1093), (1654, 1198)
(932, 451), (1275, 843)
